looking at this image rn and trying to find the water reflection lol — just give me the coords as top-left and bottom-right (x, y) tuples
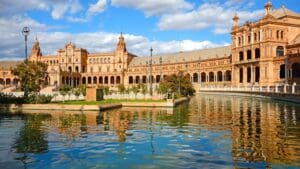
(0, 94), (299, 168)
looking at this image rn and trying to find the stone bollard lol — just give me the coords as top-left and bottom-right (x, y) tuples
(292, 82), (296, 94)
(283, 84), (287, 93)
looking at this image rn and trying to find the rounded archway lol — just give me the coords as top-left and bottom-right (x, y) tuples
(193, 73), (198, 83)
(209, 72), (214, 82)
(201, 72), (206, 82)
(292, 63), (300, 78)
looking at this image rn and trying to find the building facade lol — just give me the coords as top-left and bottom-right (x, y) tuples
(1, 2), (300, 92)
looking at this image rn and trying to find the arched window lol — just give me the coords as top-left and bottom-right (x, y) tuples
(247, 50), (251, 60)
(238, 37), (241, 46)
(239, 51), (244, 61)
(129, 76), (133, 84)
(276, 30), (280, 39)
(279, 64), (285, 79)
(281, 31), (284, 39)
(254, 33), (257, 42)
(201, 72), (206, 82)
(276, 46), (284, 57)
(255, 48), (260, 59)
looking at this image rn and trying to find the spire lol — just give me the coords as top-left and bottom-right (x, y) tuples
(265, 1), (272, 16)
(117, 32), (127, 52)
(232, 13), (239, 27)
(29, 35), (42, 61)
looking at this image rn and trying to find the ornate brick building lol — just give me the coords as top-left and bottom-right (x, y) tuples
(1, 2), (300, 91)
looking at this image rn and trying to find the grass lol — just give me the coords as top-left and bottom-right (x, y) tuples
(54, 99), (165, 105)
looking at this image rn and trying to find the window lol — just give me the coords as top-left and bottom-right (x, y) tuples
(276, 46), (284, 56)
(247, 50), (251, 60)
(90, 67), (93, 73)
(281, 31), (284, 39)
(239, 51), (244, 61)
(276, 30), (280, 39)
(248, 35), (251, 44)
(254, 33), (257, 42)
(238, 37), (241, 46)
(255, 48), (260, 59)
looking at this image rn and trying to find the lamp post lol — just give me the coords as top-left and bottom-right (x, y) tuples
(159, 56), (162, 82)
(149, 47), (153, 96)
(22, 27), (30, 61)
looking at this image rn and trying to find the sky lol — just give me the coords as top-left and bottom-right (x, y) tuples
(0, 0), (299, 60)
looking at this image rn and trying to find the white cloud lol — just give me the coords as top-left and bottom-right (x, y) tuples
(0, 0), (83, 20)
(111, 0), (193, 16)
(87, 0), (107, 16)
(158, 2), (264, 34)
(0, 15), (223, 60)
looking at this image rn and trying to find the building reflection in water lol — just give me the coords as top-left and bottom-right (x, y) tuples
(188, 94), (300, 166)
(12, 94), (300, 166)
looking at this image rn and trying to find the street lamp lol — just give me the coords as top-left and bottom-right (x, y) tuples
(22, 26), (30, 60)
(149, 47), (153, 96)
(159, 56), (162, 81)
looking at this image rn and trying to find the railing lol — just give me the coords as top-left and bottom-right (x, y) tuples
(199, 83), (300, 95)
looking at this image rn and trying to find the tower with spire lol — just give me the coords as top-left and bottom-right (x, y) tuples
(116, 32), (127, 53)
(29, 36), (42, 62)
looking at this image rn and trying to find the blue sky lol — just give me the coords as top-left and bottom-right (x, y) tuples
(0, 0), (299, 60)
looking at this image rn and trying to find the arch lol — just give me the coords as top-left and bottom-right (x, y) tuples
(66, 77), (69, 85)
(104, 76), (108, 84)
(68, 66), (72, 73)
(75, 66), (79, 73)
(254, 33), (257, 42)
(292, 63), (300, 78)
(87, 77), (91, 84)
(209, 72), (214, 82)
(201, 72), (206, 82)
(135, 76), (140, 84)
(239, 68), (243, 83)
(99, 76), (103, 84)
(247, 67), (251, 83)
(255, 67), (260, 82)
(217, 71), (222, 82)
(247, 50), (251, 60)
(13, 78), (19, 85)
(193, 73), (198, 83)
(238, 37), (241, 46)
(93, 76), (97, 84)
(276, 30), (280, 39)
(239, 51), (244, 61)
(255, 48), (260, 58)
(142, 76), (147, 83)
(0, 78), (4, 85)
(110, 76), (115, 84)
(116, 76), (121, 84)
(156, 75), (160, 83)
(276, 46), (284, 56)
(281, 31), (284, 39)
(225, 70), (231, 81)
(163, 75), (167, 80)
(129, 76), (133, 84)
(279, 64), (285, 79)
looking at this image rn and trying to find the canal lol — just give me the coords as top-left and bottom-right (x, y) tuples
(0, 93), (299, 168)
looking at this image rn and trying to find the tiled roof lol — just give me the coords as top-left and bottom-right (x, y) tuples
(0, 61), (22, 70)
(271, 6), (300, 19)
(129, 46), (231, 66)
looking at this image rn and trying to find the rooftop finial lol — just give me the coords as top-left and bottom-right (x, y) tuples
(265, 1), (272, 16)
(232, 13), (239, 27)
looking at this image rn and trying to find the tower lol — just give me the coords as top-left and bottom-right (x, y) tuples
(264, 1), (272, 16)
(29, 36), (42, 62)
(116, 32), (127, 53)
(232, 13), (239, 28)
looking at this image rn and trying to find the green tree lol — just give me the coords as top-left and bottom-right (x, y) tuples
(159, 71), (195, 97)
(140, 83), (147, 98)
(117, 84), (126, 94)
(131, 85), (139, 98)
(59, 84), (71, 103)
(12, 61), (48, 98)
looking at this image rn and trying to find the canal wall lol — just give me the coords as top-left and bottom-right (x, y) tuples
(199, 91), (300, 104)
(0, 97), (190, 111)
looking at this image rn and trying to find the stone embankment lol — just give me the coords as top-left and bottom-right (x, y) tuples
(0, 97), (190, 111)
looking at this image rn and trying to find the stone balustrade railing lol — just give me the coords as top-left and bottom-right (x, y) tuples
(199, 83), (299, 94)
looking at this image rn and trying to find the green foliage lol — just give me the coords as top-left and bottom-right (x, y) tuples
(131, 85), (139, 95)
(12, 61), (48, 97)
(0, 93), (24, 104)
(0, 92), (52, 104)
(59, 85), (72, 96)
(159, 71), (195, 97)
(117, 84), (126, 94)
(102, 86), (109, 95)
(140, 83), (147, 95)
(78, 85), (86, 96)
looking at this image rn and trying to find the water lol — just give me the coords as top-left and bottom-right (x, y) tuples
(0, 94), (300, 169)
